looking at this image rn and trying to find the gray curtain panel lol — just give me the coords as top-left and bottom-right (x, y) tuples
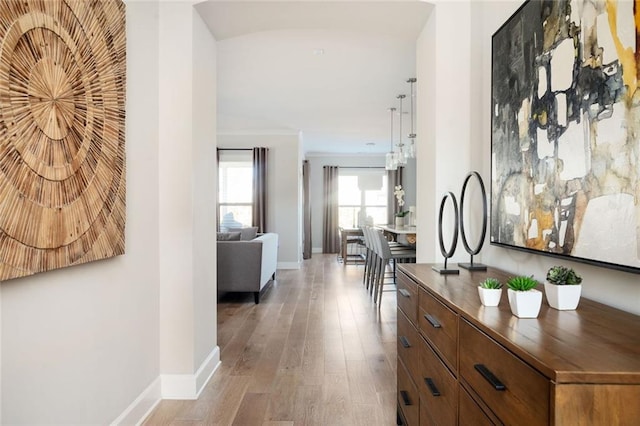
(253, 147), (268, 233)
(387, 166), (404, 224)
(303, 160), (312, 259)
(216, 148), (221, 232)
(322, 165), (340, 253)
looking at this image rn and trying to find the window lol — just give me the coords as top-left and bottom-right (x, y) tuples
(218, 150), (252, 230)
(338, 169), (387, 228)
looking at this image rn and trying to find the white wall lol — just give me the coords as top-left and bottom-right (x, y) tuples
(1, 2), (161, 423)
(415, 1), (471, 264)
(159, 0), (196, 377)
(415, 9), (436, 263)
(0, 1), (220, 423)
(471, 0), (640, 315)
(416, 0), (640, 315)
(415, 0), (640, 315)
(158, 0), (219, 394)
(0, 272), (2, 422)
(192, 5), (218, 386)
(218, 133), (303, 269)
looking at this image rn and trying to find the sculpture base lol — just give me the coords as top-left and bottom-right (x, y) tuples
(458, 262), (487, 271)
(432, 265), (460, 275)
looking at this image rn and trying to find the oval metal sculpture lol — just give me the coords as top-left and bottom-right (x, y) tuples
(0, 1), (126, 280)
(432, 192), (460, 275)
(459, 171), (488, 271)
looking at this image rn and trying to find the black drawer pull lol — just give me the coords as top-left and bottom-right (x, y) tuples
(424, 314), (442, 328)
(400, 390), (412, 406)
(399, 289), (411, 298)
(399, 336), (411, 348)
(424, 378), (441, 396)
(474, 364), (506, 391)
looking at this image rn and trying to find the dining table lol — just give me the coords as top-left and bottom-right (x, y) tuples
(340, 227), (364, 264)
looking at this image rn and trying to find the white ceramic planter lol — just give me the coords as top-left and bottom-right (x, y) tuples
(478, 287), (502, 307)
(395, 216), (404, 228)
(544, 282), (582, 310)
(507, 288), (542, 318)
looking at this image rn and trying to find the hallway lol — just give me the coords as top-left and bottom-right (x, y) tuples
(145, 254), (398, 425)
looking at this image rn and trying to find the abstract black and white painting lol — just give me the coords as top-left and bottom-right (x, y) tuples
(491, 0), (640, 272)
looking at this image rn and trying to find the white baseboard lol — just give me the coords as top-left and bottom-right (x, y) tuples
(111, 346), (221, 425)
(110, 377), (161, 426)
(161, 346), (220, 400)
(312, 247), (322, 254)
(277, 261), (301, 270)
(196, 346), (220, 392)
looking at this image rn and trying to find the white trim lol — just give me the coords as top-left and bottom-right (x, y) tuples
(160, 374), (197, 400)
(110, 345), (220, 426)
(161, 346), (220, 400)
(312, 247), (323, 254)
(277, 261), (301, 270)
(110, 377), (161, 426)
(196, 346), (220, 395)
(305, 152), (385, 158)
(217, 129), (300, 136)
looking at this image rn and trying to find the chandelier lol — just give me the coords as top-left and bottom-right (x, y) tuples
(385, 107), (397, 170)
(385, 78), (417, 170)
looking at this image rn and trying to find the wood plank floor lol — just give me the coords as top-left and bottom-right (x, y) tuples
(144, 254), (398, 425)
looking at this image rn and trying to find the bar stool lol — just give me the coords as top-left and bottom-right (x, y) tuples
(362, 226), (374, 289)
(363, 226), (410, 294)
(372, 229), (416, 305)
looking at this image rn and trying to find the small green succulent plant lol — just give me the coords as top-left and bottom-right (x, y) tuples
(479, 278), (502, 289)
(507, 275), (538, 292)
(546, 266), (582, 285)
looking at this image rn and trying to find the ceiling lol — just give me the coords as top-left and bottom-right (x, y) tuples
(195, 1), (433, 155)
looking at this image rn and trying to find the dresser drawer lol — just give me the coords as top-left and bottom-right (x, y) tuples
(418, 287), (458, 373)
(419, 400), (436, 426)
(398, 357), (419, 426)
(459, 319), (549, 426)
(398, 272), (418, 324)
(459, 385), (497, 426)
(398, 308), (421, 380)
(418, 338), (457, 426)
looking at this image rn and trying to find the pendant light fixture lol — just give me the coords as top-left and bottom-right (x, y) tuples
(385, 107), (397, 170)
(396, 94), (407, 166)
(406, 78), (417, 159)
(384, 78), (417, 169)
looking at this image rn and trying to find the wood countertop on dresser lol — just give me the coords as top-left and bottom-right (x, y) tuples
(398, 263), (640, 385)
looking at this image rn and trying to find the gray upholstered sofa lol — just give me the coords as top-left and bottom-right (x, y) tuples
(217, 232), (278, 303)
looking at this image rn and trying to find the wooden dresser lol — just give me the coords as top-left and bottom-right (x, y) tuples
(396, 264), (640, 425)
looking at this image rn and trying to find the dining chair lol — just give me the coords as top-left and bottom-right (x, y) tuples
(339, 227), (365, 265)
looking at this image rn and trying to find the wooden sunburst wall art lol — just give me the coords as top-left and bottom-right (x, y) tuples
(0, 0), (126, 281)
